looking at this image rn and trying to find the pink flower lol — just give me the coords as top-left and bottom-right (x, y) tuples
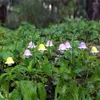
(24, 49), (32, 58)
(28, 41), (36, 49)
(58, 43), (66, 51)
(46, 40), (54, 47)
(65, 42), (72, 49)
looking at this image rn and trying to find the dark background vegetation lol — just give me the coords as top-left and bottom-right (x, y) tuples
(0, 0), (100, 28)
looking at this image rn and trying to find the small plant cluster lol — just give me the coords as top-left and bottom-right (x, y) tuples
(0, 19), (100, 100)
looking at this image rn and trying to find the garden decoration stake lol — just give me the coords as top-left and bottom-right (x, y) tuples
(58, 43), (67, 52)
(28, 41), (36, 49)
(65, 42), (72, 49)
(38, 44), (47, 53)
(5, 57), (14, 66)
(24, 49), (32, 58)
(78, 42), (87, 50)
(90, 46), (99, 54)
(46, 40), (54, 47)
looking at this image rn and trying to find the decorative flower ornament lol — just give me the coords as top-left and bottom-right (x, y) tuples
(38, 44), (47, 51)
(24, 49), (32, 58)
(90, 46), (99, 54)
(46, 40), (54, 47)
(28, 41), (36, 49)
(78, 42), (87, 50)
(5, 57), (14, 66)
(58, 43), (66, 51)
(65, 42), (72, 49)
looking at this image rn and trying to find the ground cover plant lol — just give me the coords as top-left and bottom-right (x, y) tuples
(0, 19), (100, 100)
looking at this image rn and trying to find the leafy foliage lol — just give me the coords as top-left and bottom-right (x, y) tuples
(0, 19), (100, 100)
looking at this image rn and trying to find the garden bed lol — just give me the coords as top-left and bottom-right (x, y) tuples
(0, 19), (100, 100)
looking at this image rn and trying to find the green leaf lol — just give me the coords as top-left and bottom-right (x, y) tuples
(19, 81), (38, 100)
(37, 83), (46, 100)
(9, 89), (21, 100)
(43, 63), (52, 76)
(0, 93), (5, 100)
(27, 60), (33, 72)
(96, 91), (100, 100)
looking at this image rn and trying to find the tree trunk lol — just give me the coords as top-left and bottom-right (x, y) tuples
(0, 5), (7, 23)
(92, 0), (100, 20)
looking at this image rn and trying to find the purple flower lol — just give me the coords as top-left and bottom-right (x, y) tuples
(46, 40), (54, 47)
(65, 42), (72, 49)
(28, 41), (36, 49)
(24, 49), (32, 58)
(78, 42), (87, 50)
(58, 43), (66, 51)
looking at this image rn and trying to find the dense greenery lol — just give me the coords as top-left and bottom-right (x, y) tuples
(0, 19), (100, 100)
